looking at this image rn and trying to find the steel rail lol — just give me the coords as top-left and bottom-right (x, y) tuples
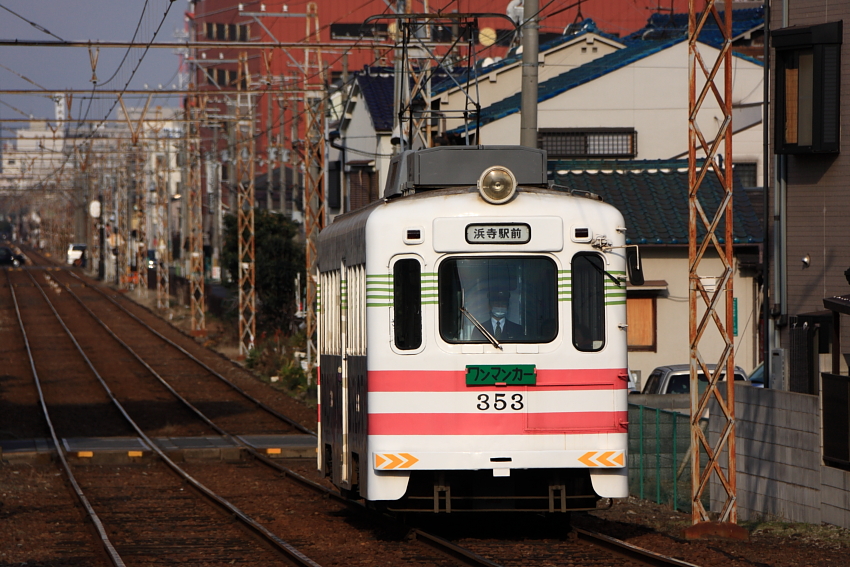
(25, 250), (322, 492)
(36, 262), (504, 567)
(5, 269), (127, 567)
(23, 269), (323, 567)
(64, 269), (315, 435)
(573, 527), (701, 567)
(50, 269), (335, 499)
(43, 260), (691, 567)
(407, 530), (503, 567)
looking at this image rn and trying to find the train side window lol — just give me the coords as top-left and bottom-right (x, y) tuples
(572, 253), (605, 351)
(394, 259), (422, 350)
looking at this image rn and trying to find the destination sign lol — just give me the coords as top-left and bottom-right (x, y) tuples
(465, 223), (530, 244)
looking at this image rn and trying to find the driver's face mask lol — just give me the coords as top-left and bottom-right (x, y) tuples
(491, 303), (508, 319)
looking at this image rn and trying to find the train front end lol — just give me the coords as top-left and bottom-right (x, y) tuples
(318, 146), (638, 513)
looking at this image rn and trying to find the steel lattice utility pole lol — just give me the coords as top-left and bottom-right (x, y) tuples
(188, 95), (206, 336)
(686, 0), (743, 536)
(236, 52), (257, 358)
(304, 95), (325, 371)
(303, 2), (325, 372)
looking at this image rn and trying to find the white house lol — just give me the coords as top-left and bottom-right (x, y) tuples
(450, 37), (765, 186)
(436, 20), (625, 132)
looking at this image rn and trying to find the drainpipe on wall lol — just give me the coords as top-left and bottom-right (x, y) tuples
(771, 0), (790, 390)
(763, 2), (772, 387)
(329, 130), (347, 213)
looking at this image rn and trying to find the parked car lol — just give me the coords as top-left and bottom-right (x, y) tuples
(0, 246), (24, 267)
(627, 369), (639, 393)
(748, 363), (765, 388)
(641, 363), (749, 395)
(66, 243), (87, 266)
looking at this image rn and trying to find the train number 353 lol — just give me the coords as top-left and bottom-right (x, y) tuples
(476, 393), (524, 411)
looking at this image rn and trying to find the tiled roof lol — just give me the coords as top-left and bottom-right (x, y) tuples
(551, 160), (763, 245)
(447, 37), (684, 134)
(356, 66), (465, 132)
(356, 68), (395, 132)
(624, 7), (765, 46)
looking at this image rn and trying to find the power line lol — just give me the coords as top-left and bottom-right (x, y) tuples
(0, 2), (66, 41)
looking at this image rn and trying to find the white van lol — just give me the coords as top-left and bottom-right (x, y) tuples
(66, 243), (87, 265)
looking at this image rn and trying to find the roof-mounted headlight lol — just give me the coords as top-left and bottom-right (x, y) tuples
(477, 165), (517, 204)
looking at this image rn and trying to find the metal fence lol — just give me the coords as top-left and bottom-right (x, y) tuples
(628, 403), (709, 513)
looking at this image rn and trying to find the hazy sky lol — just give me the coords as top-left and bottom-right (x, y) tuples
(0, 0), (187, 131)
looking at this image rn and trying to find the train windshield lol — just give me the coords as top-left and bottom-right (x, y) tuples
(438, 256), (558, 344)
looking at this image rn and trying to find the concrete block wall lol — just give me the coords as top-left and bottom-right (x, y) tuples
(708, 383), (850, 527)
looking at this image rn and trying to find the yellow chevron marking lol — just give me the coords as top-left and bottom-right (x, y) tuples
(578, 452), (598, 467)
(384, 453), (405, 469)
(613, 452), (625, 466)
(398, 453), (419, 469)
(375, 454), (387, 468)
(597, 451), (616, 467)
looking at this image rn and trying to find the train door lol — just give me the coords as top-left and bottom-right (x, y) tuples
(344, 263), (367, 493)
(318, 268), (343, 481)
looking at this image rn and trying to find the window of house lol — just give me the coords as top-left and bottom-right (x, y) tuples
(204, 22), (249, 42)
(348, 167), (377, 211)
(207, 69), (246, 89)
(732, 162), (758, 188)
(626, 296), (656, 352)
(539, 128), (637, 159)
(773, 21), (842, 154)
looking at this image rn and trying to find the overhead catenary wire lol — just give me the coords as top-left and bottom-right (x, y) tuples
(3, 0), (589, 193)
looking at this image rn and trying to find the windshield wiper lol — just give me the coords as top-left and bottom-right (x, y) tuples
(460, 306), (503, 350)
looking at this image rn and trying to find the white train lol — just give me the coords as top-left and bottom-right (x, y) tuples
(317, 145), (643, 513)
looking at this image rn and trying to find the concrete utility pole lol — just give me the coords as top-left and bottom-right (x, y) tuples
(519, 0), (539, 148)
(685, 0), (744, 539)
(156, 135), (170, 313)
(392, 0), (407, 153)
(134, 148), (147, 294)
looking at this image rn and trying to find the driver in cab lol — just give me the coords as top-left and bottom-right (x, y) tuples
(477, 291), (522, 340)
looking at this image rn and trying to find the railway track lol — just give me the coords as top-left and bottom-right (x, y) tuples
(4, 250), (702, 567)
(4, 253), (465, 565)
(7, 266), (322, 566)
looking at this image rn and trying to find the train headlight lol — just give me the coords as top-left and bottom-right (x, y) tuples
(477, 166), (517, 204)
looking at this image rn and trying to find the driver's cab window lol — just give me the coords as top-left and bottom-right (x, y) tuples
(438, 256), (558, 344)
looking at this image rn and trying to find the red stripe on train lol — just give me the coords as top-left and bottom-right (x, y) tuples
(368, 368), (627, 392)
(368, 411), (629, 435)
